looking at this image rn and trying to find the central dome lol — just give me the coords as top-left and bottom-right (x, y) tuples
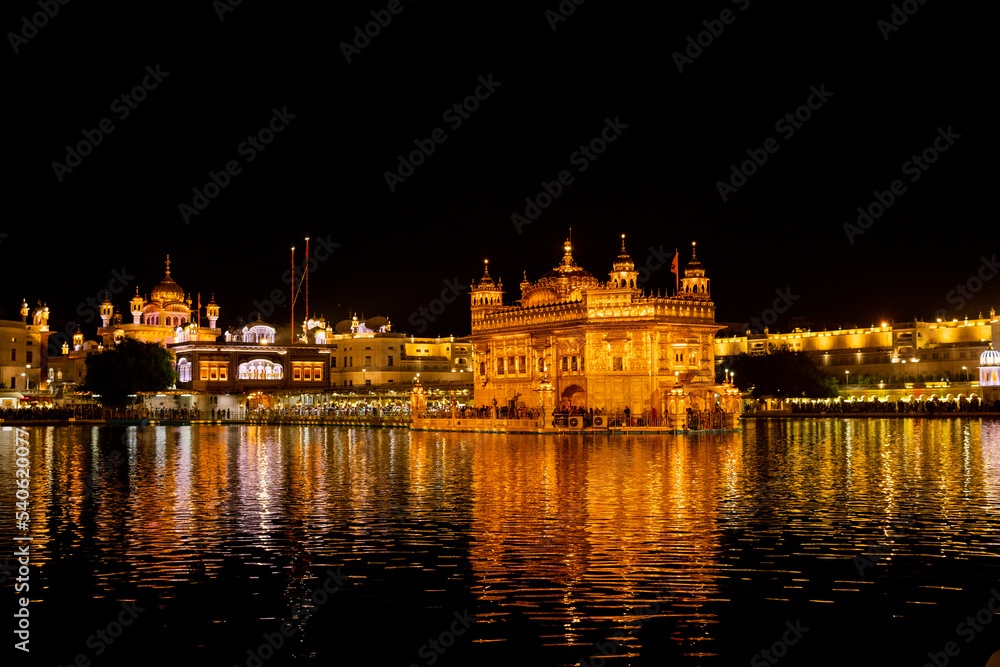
(541, 239), (596, 281)
(151, 256), (185, 303)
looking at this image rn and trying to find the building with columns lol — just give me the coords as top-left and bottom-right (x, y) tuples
(465, 237), (740, 420)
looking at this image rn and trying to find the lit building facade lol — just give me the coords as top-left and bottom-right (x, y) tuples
(0, 300), (51, 401)
(96, 256), (221, 348)
(306, 314), (473, 389)
(170, 316), (473, 408)
(715, 310), (1000, 402)
(465, 238), (739, 418)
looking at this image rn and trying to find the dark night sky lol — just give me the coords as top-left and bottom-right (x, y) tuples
(5, 1), (996, 342)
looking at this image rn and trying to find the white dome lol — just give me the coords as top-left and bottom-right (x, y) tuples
(980, 345), (1000, 367)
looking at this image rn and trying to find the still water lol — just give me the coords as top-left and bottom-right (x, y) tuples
(2, 420), (1000, 666)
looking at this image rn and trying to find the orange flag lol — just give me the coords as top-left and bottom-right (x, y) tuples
(671, 249), (679, 294)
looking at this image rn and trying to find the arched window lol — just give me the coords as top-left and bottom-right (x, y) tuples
(178, 359), (192, 382)
(239, 359), (283, 380)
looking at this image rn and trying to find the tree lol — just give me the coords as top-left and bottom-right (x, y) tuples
(728, 350), (839, 399)
(81, 338), (176, 406)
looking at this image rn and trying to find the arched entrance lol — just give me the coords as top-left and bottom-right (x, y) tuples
(561, 384), (586, 409)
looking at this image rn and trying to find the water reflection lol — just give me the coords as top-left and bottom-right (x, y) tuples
(0, 419), (998, 665)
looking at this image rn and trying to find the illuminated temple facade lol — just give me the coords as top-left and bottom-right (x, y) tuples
(466, 238), (740, 418)
(96, 256), (221, 348)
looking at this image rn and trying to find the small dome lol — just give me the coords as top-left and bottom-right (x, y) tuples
(980, 344), (1000, 367)
(612, 234), (635, 272)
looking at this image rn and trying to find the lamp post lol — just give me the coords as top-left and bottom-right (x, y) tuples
(962, 366), (968, 382)
(845, 370), (850, 386)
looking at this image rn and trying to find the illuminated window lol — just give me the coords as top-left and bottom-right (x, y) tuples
(210, 366), (218, 381)
(519, 355), (525, 372)
(314, 366), (322, 380)
(304, 367), (312, 380)
(220, 365), (227, 381)
(508, 356), (515, 373)
(238, 359), (282, 380)
(294, 367), (301, 380)
(201, 365), (209, 380)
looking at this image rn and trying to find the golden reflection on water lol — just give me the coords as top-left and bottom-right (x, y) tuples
(1, 419), (999, 663)
(461, 432), (736, 657)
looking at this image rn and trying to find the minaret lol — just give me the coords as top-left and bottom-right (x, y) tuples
(608, 234), (639, 290)
(206, 294), (219, 329)
(20, 299), (29, 322)
(99, 292), (114, 327)
(73, 327), (84, 351)
(679, 242), (711, 300)
(130, 288), (144, 325)
(470, 261), (504, 313)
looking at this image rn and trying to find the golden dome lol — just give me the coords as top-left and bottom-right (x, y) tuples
(151, 255), (185, 304)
